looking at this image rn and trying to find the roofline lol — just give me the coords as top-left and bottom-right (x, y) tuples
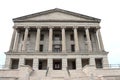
(13, 8), (101, 23)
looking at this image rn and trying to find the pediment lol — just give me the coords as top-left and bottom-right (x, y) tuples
(13, 8), (100, 22)
(24, 12), (90, 21)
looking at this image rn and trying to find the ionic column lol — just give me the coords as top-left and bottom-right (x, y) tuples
(33, 58), (38, 70)
(85, 27), (92, 51)
(13, 29), (20, 52)
(74, 27), (79, 52)
(35, 28), (41, 52)
(96, 28), (104, 51)
(9, 28), (16, 51)
(22, 28), (29, 51)
(62, 28), (66, 52)
(62, 58), (67, 70)
(48, 28), (53, 52)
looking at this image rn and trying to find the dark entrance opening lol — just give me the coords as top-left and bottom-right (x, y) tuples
(53, 59), (62, 70)
(95, 58), (103, 68)
(39, 59), (47, 70)
(11, 59), (19, 69)
(67, 59), (76, 69)
(82, 58), (89, 68)
(25, 59), (33, 68)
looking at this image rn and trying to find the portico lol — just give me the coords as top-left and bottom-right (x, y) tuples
(10, 26), (104, 53)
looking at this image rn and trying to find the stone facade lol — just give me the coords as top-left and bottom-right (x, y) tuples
(0, 8), (120, 80)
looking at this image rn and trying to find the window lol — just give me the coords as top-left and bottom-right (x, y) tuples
(71, 45), (75, 52)
(40, 34), (44, 41)
(54, 34), (61, 41)
(95, 58), (103, 68)
(11, 59), (19, 69)
(40, 45), (43, 52)
(53, 59), (62, 70)
(70, 34), (74, 41)
(53, 45), (62, 52)
(25, 59), (33, 68)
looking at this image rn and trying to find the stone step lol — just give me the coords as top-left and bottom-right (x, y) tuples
(47, 70), (69, 77)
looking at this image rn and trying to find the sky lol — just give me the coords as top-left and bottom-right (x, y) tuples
(0, 0), (120, 65)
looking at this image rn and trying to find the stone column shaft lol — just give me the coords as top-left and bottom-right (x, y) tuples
(48, 28), (53, 52)
(96, 29), (101, 51)
(97, 29), (104, 51)
(13, 30), (19, 52)
(74, 28), (79, 52)
(35, 28), (41, 52)
(62, 28), (66, 52)
(22, 28), (29, 51)
(9, 29), (16, 51)
(85, 28), (92, 51)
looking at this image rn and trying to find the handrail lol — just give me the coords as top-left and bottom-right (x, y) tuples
(66, 67), (70, 76)
(46, 67), (49, 77)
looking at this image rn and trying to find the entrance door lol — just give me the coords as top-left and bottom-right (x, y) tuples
(53, 59), (62, 70)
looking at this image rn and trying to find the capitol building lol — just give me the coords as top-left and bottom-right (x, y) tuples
(0, 8), (120, 80)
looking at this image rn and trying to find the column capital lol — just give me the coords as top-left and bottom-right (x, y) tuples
(84, 26), (90, 29)
(24, 26), (30, 29)
(36, 26), (42, 29)
(48, 26), (54, 29)
(72, 26), (78, 29)
(96, 27), (101, 30)
(60, 26), (66, 29)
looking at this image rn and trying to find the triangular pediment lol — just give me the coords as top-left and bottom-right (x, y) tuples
(13, 8), (100, 22)
(25, 12), (90, 21)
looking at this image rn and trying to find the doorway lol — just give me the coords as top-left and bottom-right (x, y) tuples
(53, 59), (62, 70)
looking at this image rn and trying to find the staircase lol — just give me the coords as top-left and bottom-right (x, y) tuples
(29, 70), (90, 80)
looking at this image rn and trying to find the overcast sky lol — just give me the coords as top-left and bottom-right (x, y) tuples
(0, 0), (120, 65)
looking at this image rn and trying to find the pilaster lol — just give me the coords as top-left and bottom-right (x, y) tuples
(33, 58), (38, 70)
(62, 58), (67, 70)
(76, 58), (82, 70)
(90, 57), (95, 66)
(48, 58), (53, 70)
(19, 58), (24, 68)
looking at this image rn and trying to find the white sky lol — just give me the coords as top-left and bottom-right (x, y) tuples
(0, 0), (120, 65)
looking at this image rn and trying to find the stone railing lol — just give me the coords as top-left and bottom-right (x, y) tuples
(103, 64), (120, 68)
